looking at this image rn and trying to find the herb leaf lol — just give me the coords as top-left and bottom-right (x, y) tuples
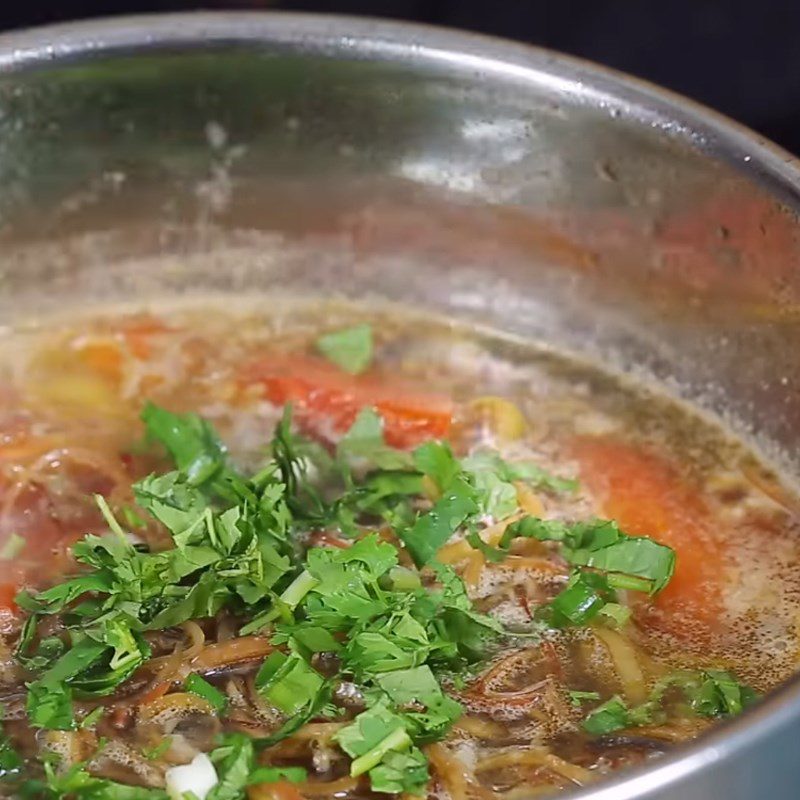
(677, 669), (759, 717)
(564, 523), (675, 595)
(254, 682), (334, 748)
(248, 766), (307, 785)
(208, 733), (254, 800)
(26, 681), (75, 731)
(400, 478), (478, 567)
(501, 516), (676, 600)
(9, 402), (514, 795)
(581, 670), (758, 735)
(583, 694), (632, 735)
(370, 746), (428, 795)
(376, 666), (463, 740)
(17, 759), (169, 799)
(544, 572), (615, 628)
(461, 451), (576, 519)
(338, 408), (410, 471)
(0, 721), (22, 779)
(316, 324), (373, 375)
(141, 401), (230, 487)
(185, 674), (228, 714)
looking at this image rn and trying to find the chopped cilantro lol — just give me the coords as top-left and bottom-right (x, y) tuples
(581, 670), (759, 735)
(14, 615), (65, 672)
(141, 401), (231, 487)
(16, 758), (169, 799)
(568, 689), (601, 707)
(248, 766), (307, 785)
(400, 477), (478, 567)
(7, 400), (744, 797)
(413, 441), (461, 492)
(316, 323), (373, 375)
(208, 733), (254, 800)
(255, 682), (335, 748)
(25, 681), (75, 731)
(376, 666), (463, 740)
(0, 721), (22, 779)
(24, 627), (145, 731)
(16, 573), (114, 616)
(142, 737), (172, 761)
(335, 702), (410, 769)
(583, 694), (633, 735)
(334, 701), (430, 794)
(338, 408), (411, 470)
(461, 451), (576, 519)
(369, 746), (428, 794)
(273, 624), (342, 657)
(375, 665), (444, 706)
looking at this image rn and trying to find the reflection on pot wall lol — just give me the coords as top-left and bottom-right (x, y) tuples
(0, 41), (798, 483)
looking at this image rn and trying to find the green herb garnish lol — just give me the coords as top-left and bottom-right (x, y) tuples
(581, 670), (759, 735)
(568, 689), (601, 707)
(248, 766), (307, 785)
(143, 738), (172, 761)
(16, 758), (169, 799)
(208, 733), (254, 800)
(483, 515), (677, 628)
(7, 400), (743, 797)
(316, 323), (373, 375)
(185, 674), (228, 714)
(334, 700), (428, 794)
(0, 721), (22, 780)
(255, 652), (325, 716)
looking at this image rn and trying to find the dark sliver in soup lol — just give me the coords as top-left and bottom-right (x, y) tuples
(0, 302), (796, 799)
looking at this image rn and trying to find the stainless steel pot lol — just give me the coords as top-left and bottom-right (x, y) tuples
(0, 12), (798, 799)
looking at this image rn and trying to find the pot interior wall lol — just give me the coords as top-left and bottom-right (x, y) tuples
(0, 34), (798, 475)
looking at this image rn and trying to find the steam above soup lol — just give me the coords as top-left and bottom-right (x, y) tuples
(0, 303), (797, 799)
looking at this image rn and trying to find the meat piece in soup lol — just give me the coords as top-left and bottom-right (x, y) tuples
(0, 304), (797, 799)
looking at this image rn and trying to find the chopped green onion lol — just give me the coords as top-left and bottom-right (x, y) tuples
(249, 766), (307, 785)
(350, 727), (412, 777)
(255, 652), (324, 716)
(143, 737), (173, 760)
(185, 673), (228, 714)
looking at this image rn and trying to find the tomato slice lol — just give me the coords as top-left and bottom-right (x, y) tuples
(0, 581), (19, 634)
(571, 438), (725, 638)
(0, 582), (17, 612)
(242, 355), (453, 449)
(75, 316), (173, 382)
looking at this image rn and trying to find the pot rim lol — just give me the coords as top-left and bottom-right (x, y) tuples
(0, 11), (797, 799)
(0, 11), (799, 201)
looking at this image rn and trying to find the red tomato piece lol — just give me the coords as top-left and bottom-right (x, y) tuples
(242, 354), (453, 449)
(571, 437), (725, 639)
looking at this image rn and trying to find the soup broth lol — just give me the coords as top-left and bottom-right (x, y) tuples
(0, 302), (797, 800)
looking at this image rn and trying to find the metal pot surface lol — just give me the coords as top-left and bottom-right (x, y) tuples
(0, 12), (798, 799)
